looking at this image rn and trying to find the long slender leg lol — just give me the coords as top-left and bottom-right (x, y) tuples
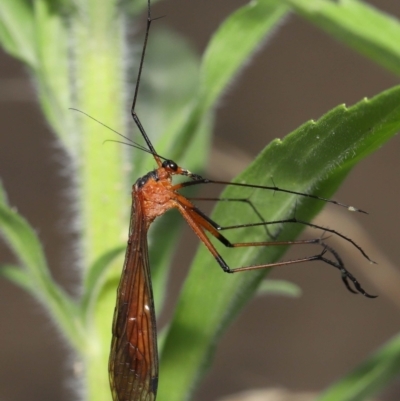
(219, 217), (375, 263)
(178, 193), (373, 263)
(174, 179), (368, 214)
(188, 196), (276, 239)
(174, 195), (376, 298)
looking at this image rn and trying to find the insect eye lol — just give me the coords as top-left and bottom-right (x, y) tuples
(163, 160), (178, 171)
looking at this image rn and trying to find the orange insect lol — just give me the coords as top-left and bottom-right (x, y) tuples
(108, 2), (376, 400)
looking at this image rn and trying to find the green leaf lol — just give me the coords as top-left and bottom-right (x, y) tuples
(33, 0), (72, 146)
(80, 245), (125, 326)
(256, 279), (302, 298)
(199, 0), (288, 113)
(163, 0), (289, 162)
(0, 197), (49, 281)
(0, 181), (9, 205)
(317, 333), (400, 401)
(0, 185), (85, 351)
(158, 85), (400, 401)
(0, 0), (36, 67)
(288, 0), (400, 76)
(0, 264), (35, 293)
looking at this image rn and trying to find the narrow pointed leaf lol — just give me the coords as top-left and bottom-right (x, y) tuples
(0, 264), (35, 293)
(158, 86), (400, 401)
(256, 279), (302, 298)
(81, 246), (125, 324)
(288, 0), (400, 76)
(0, 186), (84, 350)
(165, 0), (289, 162)
(317, 333), (400, 401)
(0, 0), (36, 67)
(0, 197), (48, 280)
(33, 0), (72, 145)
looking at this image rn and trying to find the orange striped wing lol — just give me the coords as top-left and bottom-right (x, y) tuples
(109, 192), (158, 401)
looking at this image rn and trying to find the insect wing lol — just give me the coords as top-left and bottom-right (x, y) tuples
(109, 194), (158, 401)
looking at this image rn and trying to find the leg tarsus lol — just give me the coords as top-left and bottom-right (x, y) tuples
(318, 243), (377, 298)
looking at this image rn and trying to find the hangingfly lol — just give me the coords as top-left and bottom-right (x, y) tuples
(108, 2), (376, 400)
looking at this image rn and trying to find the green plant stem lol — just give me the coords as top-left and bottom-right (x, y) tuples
(71, 2), (128, 400)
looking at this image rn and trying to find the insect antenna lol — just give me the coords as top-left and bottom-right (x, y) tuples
(69, 107), (168, 160)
